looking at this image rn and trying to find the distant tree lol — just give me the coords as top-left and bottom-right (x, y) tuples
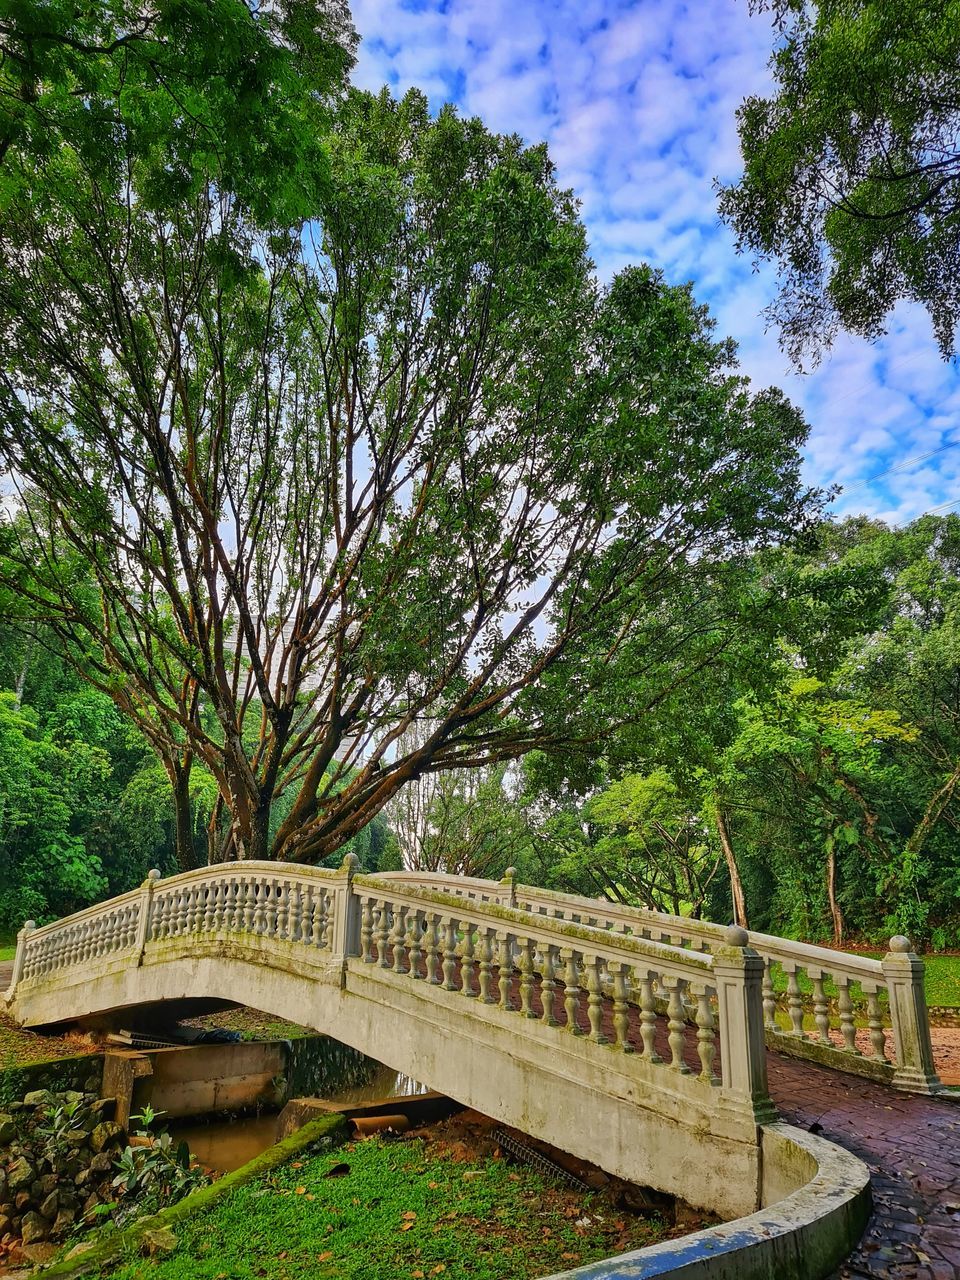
(718, 0), (960, 362)
(0, 86), (817, 866)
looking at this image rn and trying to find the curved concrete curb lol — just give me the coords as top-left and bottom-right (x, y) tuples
(540, 1122), (871, 1280)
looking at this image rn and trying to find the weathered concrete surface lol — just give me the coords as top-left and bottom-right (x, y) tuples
(541, 1123), (870, 1280)
(10, 945), (763, 1220)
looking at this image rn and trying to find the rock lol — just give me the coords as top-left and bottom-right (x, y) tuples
(53, 1206), (76, 1235)
(0, 1215), (10, 1236)
(0, 1115), (16, 1144)
(142, 1226), (177, 1256)
(6, 1158), (35, 1194)
(21, 1241), (58, 1265)
(19, 1211), (48, 1244)
(39, 1190), (58, 1220)
(584, 1170), (609, 1190)
(90, 1151), (114, 1174)
(65, 1128), (89, 1148)
(21, 1092), (49, 1108)
(83, 1075), (101, 1093)
(82, 1191), (100, 1217)
(0, 1173), (6, 1201)
(63, 1091), (84, 1105)
(91, 1097), (115, 1116)
(36, 1174), (58, 1198)
(74, 1169), (92, 1189)
(91, 1120), (124, 1153)
(65, 1241), (95, 1260)
(14, 1192), (32, 1212)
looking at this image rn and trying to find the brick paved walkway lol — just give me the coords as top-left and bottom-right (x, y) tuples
(768, 1050), (960, 1280)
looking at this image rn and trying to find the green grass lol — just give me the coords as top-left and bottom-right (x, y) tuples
(101, 1136), (677, 1280)
(0, 943), (15, 962)
(766, 951), (960, 1010)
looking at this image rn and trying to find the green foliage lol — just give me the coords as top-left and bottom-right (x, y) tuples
(111, 1107), (208, 1225)
(105, 1136), (674, 1280)
(719, 0), (960, 361)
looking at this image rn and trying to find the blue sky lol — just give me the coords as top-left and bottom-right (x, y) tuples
(350, 0), (960, 525)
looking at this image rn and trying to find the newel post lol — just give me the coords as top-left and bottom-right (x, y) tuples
(135, 869), (161, 966)
(5, 920), (36, 999)
(500, 867), (518, 909)
(713, 925), (776, 1126)
(882, 935), (941, 1094)
(330, 853), (362, 962)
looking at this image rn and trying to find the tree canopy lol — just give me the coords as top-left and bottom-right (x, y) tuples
(0, 82), (816, 866)
(718, 0), (960, 363)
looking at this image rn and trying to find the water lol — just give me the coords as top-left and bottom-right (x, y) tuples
(173, 1065), (427, 1172)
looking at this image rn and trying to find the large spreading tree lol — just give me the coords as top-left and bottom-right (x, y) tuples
(719, 0), (960, 363)
(0, 80), (818, 867)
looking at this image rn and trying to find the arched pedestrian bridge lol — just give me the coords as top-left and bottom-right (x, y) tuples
(3, 860), (943, 1272)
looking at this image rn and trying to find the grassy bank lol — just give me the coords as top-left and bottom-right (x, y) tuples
(101, 1134), (683, 1280)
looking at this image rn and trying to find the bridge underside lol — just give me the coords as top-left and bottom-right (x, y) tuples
(15, 944), (763, 1219)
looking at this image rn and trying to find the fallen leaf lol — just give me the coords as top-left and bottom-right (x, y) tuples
(295, 1187), (307, 1196)
(561, 1253), (580, 1262)
(317, 1251), (334, 1263)
(306, 1194), (316, 1201)
(402, 1211), (418, 1221)
(431, 1267), (446, 1275)
(400, 1222), (416, 1232)
(291, 1162), (303, 1169)
(428, 1181), (438, 1190)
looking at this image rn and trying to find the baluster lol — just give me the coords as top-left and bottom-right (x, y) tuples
(422, 914), (440, 983)
(210, 883), (224, 932)
(694, 985), (718, 1082)
(307, 888), (320, 947)
(586, 956), (608, 1043)
(406, 910), (423, 978)
(812, 972), (831, 1044)
(561, 949), (582, 1034)
(762, 958), (777, 1029)
(277, 883), (291, 939)
(865, 987), (888, 1061)
(497, 931), (515, 1011)
(253, 881), (267, 934)
(290, 884), (304, 942)
(318, 890), (331, 949)
(609, 962), (632, 1051)
(202, 884), (216, 933)
(460, 924), (476, 997)
(360, 898), (375, 962)
(185, 886), (198, 933)
(375, 901), (392, 967)
(666, 979), (691, 1073)
(391, 905), (408, 973)
(441, 918), (458, 990)
(239, 880), (253, 931)
(265, 879), (279, 936)
(477, 927), (496, 1003)
(784, 964), (805, 1038)
(837, 978), (861, 1055)
(518, 938), (535, 1017)
(540, 945), (560, 1026)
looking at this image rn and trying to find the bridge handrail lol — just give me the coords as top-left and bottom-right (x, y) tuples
(355, 874), (716, 979)
(352, 872), (772, 1117)
(379, 870), (942, 1094)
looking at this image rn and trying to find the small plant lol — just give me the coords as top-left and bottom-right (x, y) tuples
(110, 1106), (207, 1224)
(36, 1093), (85, 1162)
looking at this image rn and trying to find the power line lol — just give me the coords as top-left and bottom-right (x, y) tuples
(839, 436), (960, 496)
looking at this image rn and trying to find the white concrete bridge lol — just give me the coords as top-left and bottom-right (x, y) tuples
(4, 857), (936, 1269)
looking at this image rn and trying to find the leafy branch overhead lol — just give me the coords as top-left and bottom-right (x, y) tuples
(718, 0), (960, 362)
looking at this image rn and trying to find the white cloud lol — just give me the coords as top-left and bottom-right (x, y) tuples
(350, 0), (960, 525)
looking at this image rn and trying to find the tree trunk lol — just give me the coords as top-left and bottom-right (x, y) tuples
(714, 804), (749, 929)
(170, 759), (197, 873)
(826, 833), (844, 946)
(13, 629), (34, 710)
